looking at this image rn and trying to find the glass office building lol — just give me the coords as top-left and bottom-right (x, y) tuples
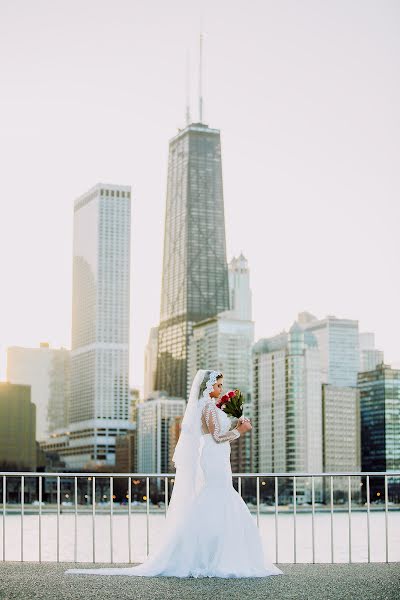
(358, 363), (400, 499)
(299, 314), (359, 387)
(359, 363), (400, 471)
(156, 123), (230, 399)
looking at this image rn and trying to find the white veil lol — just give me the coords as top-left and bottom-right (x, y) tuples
(164, 369), (221, 532)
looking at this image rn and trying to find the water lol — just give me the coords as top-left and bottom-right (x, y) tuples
(1, 509), (399, 564)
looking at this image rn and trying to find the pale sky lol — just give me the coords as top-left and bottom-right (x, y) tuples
(0, 0), (399, 390)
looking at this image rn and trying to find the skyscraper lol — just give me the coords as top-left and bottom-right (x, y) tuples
(226, 254), (252, 321)
(359, 332), (384, 372)
(188, 253), (255, 472)
(298, 313), (360, 386)
(156, 122), (230, 399)
(322, 384), (361, 500)
(7, 342), (66, 441)
(358, 363), (400, 499)
(252, 323), (323, 500)
(68, 183), (132, 469)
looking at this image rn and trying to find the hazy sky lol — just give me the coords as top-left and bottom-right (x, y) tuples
(0, 0), (399, 389)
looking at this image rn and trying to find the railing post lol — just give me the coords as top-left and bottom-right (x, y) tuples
(2, 475), (5, 562)
(348, 476), (352, 564)
(164, 476), (169, 517)
(366, 475), (370, 563)
(256, 476), (260, 528)
(146, 477), (150, 556)
(74, 477), (78, 563)
(92, 477), (96, 563)
(128, 476), (132, 563)
(311, 476), (315, 564)
(385, 475), (389, 563)
(293, 476), (297, 564)
(274, 476), (279, 564)
(110, 476), (114, 563)
(330, 475), (334, 563)
(38, 475), (42, 563)
(56, 476), (60, 563)
(21, 475), (24, 562)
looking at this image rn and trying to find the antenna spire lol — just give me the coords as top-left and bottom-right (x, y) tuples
(198, 33), (203, 123)
(185, 51), (191, 125)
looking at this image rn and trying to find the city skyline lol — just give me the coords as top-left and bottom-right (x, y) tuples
(1, 1), (399, 390)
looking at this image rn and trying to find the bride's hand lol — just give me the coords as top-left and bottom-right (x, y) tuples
(236, 418), (252, 434)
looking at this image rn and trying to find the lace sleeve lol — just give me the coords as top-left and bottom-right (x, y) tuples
(203, 402), (240, 443)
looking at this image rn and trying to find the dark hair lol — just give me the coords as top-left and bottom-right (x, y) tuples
(198, 370), (223, 399)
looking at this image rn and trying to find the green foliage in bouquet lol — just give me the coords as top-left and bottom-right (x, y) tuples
(216, 389), (244, 418)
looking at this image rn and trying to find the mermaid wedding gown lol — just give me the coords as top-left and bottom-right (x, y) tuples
(65, 398), (282, 578)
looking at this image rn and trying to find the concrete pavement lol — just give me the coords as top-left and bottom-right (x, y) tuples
(0, 562), (399, 600)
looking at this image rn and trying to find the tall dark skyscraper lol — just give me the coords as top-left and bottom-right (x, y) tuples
(156, 122), (230, 398)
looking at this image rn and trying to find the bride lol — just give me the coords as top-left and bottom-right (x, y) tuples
(65, 369), (282, 578)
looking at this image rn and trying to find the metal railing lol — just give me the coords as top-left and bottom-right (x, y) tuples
(1, 471), (399, 564)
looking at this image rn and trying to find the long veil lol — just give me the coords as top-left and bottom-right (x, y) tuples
(162, 368), (208, 533)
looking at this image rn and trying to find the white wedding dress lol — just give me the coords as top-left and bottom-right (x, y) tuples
(65, 398), (282, 578)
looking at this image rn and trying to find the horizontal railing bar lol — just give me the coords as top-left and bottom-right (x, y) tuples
(1, 471), (399, 478)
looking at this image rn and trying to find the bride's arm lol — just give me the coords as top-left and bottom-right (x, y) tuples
(203, 402), (241, 443)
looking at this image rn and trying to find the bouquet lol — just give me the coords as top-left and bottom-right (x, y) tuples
(216, 388), (244, 419)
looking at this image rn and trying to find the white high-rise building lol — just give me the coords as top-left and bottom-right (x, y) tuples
(188, 315), (254, 405)
(359, 332), (384, 372)
(252, 323), (323, 500)
(227, 254), (252, 321)
(6, 342), (67, 442)
(188, 252), (254, 396)
(144, 326), (158, 400)
(137, 393), (186, 473)
(67, 183), (132, 469)
(188, 315), (254, 473)
(298, 313), (360, 387)
(322, 384), (361, 499)
(188, 253), (255, 472)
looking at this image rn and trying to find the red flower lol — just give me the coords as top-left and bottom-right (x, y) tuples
(228, 391), (235, 398)
(216, 394), (230, 409)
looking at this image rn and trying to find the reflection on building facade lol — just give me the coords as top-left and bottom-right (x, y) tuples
(298, 313), (360, 387)
(67, 183), (132, 469)
(156, 123), (230, 399)
(358, 363), (400, 500)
